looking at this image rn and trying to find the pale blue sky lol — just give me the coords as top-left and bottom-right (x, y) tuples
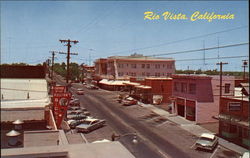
(1, 1), (248, 71)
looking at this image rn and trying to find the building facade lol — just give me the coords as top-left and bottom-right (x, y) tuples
(171, 74), (235, 124)
(219, 83), (249, 148)
(94, 54), (175, 80)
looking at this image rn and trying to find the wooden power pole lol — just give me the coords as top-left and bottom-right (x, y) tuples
(216, 62), (228, 97)
(242, 60), (248, 80)
(59, 39), (79, 84)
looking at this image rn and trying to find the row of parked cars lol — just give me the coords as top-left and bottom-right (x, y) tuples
(66, 96), (105, 133)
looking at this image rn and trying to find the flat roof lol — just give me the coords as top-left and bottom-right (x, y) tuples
(1, 78), (48, 101)
(1, 141), (135, 158)
(146, 77), (172, 80)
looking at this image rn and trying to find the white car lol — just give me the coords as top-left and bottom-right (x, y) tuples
(195, 133), (218, 151)
(76, 118), (105, 133)
(241, 152), (249, 158)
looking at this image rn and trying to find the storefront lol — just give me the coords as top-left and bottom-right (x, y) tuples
(185, 100), (196, 121)
(176, 98), (185, 117)
(219, 114), (250, 148)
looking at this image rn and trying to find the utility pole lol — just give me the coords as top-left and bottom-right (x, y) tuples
(59, 39), (79, 84)
(242, 60), (248, 80)
(50, 51), (61, 80)
(47, 59), (51, 78)
(216, 62), (228, 97)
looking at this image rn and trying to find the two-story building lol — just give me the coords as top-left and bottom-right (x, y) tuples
(219, 83), (249, 148)
(171, 74), (235, 124)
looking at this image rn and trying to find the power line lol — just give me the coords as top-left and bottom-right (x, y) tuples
(175, 55), (249, 62)
(149, 42), (248, 57)
(104, 25), (248, 56)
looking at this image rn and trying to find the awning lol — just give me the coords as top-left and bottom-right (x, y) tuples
(135, 85), (151, 89)
(123, 82), (141, 86)
(99, 79), (130, 86)
(218, 114), (249, 127)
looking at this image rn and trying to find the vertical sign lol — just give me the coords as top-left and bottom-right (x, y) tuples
(52, 86), (71, 128)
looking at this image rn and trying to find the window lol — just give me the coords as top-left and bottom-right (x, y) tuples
(142, 72), (145, 76)
(131, 64), (136, 68)
(225, 83), (230, 93)
(167, 73), (172, 77)
(228, 102), (241, 111)
(142, 64), (145, 68)
(146, 72), (150, 76)
(118, 64), (123, 68)
(189, 83), (196, 94)
(147, 64), (150, 69)
(181, 83), (187, 93)
(174, 82), (180, 92)
(118, 72), (123, 76)
(155, 64), (160, 69)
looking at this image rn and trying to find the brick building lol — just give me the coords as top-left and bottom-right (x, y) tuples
(219, 83), (249, 148)
(94, 53), (175, 80)
(171, 74), (235, 124)
(128, 77), (172, 104)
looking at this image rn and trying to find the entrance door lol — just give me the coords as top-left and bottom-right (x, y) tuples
(177, 104), (185, 117)
(238, 126), (242, 138)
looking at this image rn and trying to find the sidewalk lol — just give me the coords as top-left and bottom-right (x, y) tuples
(138, 102), (248, 155)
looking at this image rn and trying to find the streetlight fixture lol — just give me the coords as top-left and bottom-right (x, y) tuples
(111, 132), (138, 144)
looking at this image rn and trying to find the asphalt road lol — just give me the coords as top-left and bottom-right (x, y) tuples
(54, 75), (239, 158)
(69, 84), (212, 158)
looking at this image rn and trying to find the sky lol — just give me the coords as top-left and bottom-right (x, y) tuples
(1, 1), (249, 71)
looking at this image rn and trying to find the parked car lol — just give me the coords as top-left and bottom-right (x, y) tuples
(240, 152), (249, 158)
(67, 114), (87, 120)
(67, 116), (94, 129)
(67, 109), (90, 116)
(67, 109), (84, 115)
(76, 118), (105, 133)
(68, 106), (81, 110)
(195, 133), (218, 151)
(86, 85), (99, 90)
(76, 88), (84, 95)
(67, 119), (84, 129)
(122, 97), (138, 106)
(117, 94), (129, 103)
(69, 99), (80, 106)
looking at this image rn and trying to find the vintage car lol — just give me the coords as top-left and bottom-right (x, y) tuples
(68, 106), (81, 110)
(76, 118), (106, 133)
(86, 85), (99, 90)
(69, 99), (80, 106)
(76, 88), (84, 95)
(67, 109), (84, 115)
(117, 94), (129, 103)
(122, 97), (138, 106)
(67, 119), (84, 129)
(67, 114), (87, 120)
(195, 133), (218, 151)
(67, 110), (90, 116)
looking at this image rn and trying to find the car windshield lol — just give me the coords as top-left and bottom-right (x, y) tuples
(200, 137), (214, 142)
(78, 89), (84, 91)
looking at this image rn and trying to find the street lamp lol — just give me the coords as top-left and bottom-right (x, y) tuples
(111, 132), (138, 144)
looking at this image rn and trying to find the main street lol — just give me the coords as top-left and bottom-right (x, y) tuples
(54, 74), (240, 158)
